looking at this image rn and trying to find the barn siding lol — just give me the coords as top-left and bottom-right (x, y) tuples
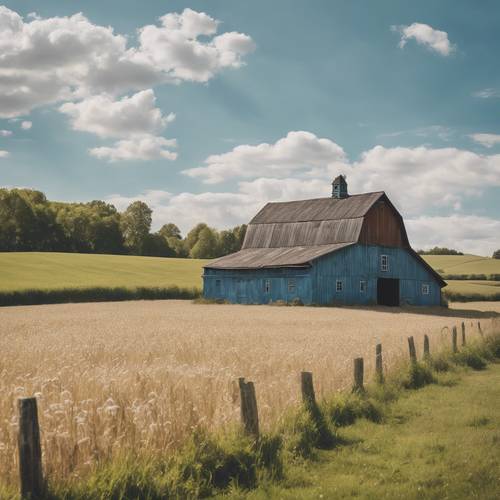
(204, 244), (441, 306)
(311, 244), (441, 306)
(203, 267), (313, 304)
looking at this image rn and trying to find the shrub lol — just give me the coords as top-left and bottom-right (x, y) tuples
(323, 393), (383, 427)
(485, 332), (500, 358)
(430, 352), (452, 372)
(290, 297), (304, 306)
(168, 431), (257, 496)
(402, 362), (435, 389)
(283, 406), (336, 459)
(453, 348), (487, 370)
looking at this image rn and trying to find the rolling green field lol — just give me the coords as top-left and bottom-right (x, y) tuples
(0, 252), (499, 301)
(0, 252), (205, 291)
(422, 254), (500, 276)
(422, 254), (500, 298)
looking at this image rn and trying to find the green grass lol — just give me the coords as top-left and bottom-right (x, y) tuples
(421, 254), (500, 300)
(0, 252), (206, 291)
(227, 364), (500, 500)
(422, 254), (500, 276)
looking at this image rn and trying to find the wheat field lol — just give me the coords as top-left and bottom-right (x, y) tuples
(0, 300), (497, 487)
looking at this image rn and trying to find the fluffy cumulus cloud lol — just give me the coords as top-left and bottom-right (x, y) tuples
(0, 149), (9, 158)
(0, 6), (254, 118)
(60, 90), (173, 139)
(392, 23), (454, 56)
(90, 136), (177, 162)
(184, 131), (500, 216)
(0, 129), (12, 136)
(60, 89), (177, 161)
(469, 133), (500, 148)
(0, 6), (255, 118)
(183, 131), (347, 184)
(21, 120), (32, 130)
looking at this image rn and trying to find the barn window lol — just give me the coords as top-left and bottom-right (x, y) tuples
(288, 278), (296, 293)
(336, 280), (343, 292)
(264, 279), (271, 293)
(215, 279), (221, 293)
(380, 254), (389, 272)
(359, 280), (367, 293)
(422, 283), (430, 295)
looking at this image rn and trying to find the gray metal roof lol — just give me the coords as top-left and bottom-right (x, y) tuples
(205, 243), (354, 269)
(243, 218), (364, 248)
(250, 192), (384, 224)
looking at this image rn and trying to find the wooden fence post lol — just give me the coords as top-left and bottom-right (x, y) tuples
(478, 321), (483, 338)
(300, 371), (316, 408)
(452, 326), (458, 353)
(18, 397), (43, 499)
(407, 336), (417, 363)
(461, 322), (466, 346)
(238, 378), (259, 437)
(423, 335), (430, 360)
(353, 358), (364, 392)
(375, 344), (384, 383)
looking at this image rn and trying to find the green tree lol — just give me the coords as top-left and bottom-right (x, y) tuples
(158, 223), (182, 240)
(185, 223), (209, 251)
(120, 201), (152, 255)
(142, 233), (174, 257)
(493, 249), (500, 259)
(190, 227), (219, 259)
(167, 237), (189, 257)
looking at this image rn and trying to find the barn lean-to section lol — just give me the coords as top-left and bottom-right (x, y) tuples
(203, 176), (446, 306)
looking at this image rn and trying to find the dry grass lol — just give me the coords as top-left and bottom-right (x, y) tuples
(0, 300), (497, 488)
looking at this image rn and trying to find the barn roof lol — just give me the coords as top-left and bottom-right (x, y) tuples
(205, 243), (354, 269)
(250, 191), (384, 224)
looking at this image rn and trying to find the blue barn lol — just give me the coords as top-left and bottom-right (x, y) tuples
(203, 176), (446, 306)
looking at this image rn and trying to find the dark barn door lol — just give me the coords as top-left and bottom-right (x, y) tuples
(377, 278), (400, 306)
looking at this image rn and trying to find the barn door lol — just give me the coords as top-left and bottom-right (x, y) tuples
(377, 278), (400, 306)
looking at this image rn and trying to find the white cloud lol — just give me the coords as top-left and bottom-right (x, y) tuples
(407, 215), (500, 256)
(346, 145), (500, 215)
(0, 150), (9, 158)
(183, 131), (347, 184)
(0, 6), (254, 118)
(392, 22), (454, 56)
(60, 90), (177, 161)
(0, 129), (12, 136)
(60, 90), (173, 139)
(89, 136), (177, 162)
(184, 131), (500, 216)
(21, 120), (32, 130)
(472, 88), (500, 99)
(469, 133), (500, 148)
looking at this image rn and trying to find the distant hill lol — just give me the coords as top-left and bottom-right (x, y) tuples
(422, 254), (500, 276)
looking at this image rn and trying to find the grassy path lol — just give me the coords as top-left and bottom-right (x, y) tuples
(235, 364), (500, 499)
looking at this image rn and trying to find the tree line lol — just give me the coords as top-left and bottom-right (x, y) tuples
(0, 188), (246, 259)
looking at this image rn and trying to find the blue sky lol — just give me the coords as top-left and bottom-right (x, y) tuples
(1, 1), (499, 255)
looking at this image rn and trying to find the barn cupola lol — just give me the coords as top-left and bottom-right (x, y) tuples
(332, 175), (348, 199)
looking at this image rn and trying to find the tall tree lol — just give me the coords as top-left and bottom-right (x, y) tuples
(158, 223), (182, 240)
(185, 223), (209, 251)
(120, 201), (152, 255)
(190, 227), (219, 259)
